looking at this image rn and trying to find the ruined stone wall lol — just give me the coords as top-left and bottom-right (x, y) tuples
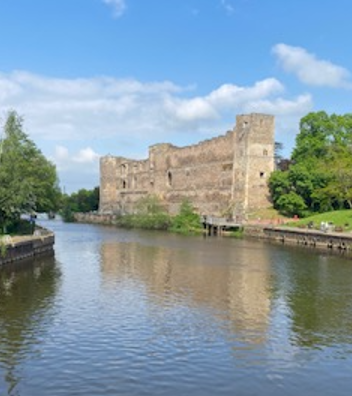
(148, 132), (234, 214)
(232, 114), (275, 221)
(99, 113), (275, 218)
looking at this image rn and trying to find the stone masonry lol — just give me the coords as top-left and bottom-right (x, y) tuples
(99, 113), (275, 221)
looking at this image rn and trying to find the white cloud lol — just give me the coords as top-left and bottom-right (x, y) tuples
(103, 0), (126, 18)
(273, 43), (351, 88)
(51, 145), (101, 192)
(73, 147), (100, 163)
(52, 145), (100, 169)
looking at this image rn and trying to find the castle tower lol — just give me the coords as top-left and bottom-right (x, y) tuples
(232, 114), (274, 221)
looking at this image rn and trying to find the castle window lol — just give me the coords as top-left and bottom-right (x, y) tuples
(260, 172), (265, 178)
(263, 149), (268, 156)
(122, 180), (127, 189)
(121, 164), (127, 175)
(167, 171), (173, 186)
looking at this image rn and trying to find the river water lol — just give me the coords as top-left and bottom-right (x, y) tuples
(1, 219), (352, 396)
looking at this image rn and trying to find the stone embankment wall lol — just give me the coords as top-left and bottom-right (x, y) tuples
(244, 225), (352, 252)
(99, 113), (275, 220)
(74, 212), (117, 225)
(0, 227), (55, 266)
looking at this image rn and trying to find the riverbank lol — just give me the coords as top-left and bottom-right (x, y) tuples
(74, 212), (352, 254)
(244, 224), (352, 252)
(0, 226), (55, 266)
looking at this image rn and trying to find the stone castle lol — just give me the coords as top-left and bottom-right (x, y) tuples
(99, 113), (275, 221)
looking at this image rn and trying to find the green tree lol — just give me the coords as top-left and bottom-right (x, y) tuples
(0, 111), (61, 232)
(312, 144), (352, 210)
(270, 111), (352, 216)
(276, 192), (307, 217)
(60, 187), (100, 222)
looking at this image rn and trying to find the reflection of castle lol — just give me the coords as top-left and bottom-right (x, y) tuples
(100, 238), (271, 344)
(99, 113), (274, 219)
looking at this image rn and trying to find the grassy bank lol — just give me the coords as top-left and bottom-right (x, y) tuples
(287, 210), (352, 232)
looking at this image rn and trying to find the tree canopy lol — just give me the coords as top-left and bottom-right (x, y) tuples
(269, 111), (352, 217)
(0, 111), (61, 232)
(61, 187), (99, 222)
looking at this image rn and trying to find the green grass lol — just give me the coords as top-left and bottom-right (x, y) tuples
(287, 210), (352, 231)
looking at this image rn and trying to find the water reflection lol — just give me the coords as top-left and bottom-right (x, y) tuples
(100, 239), (271, 346)
(277, 251), (352, 348)
(0, 256), (60, 395)
(100, 236), (352, 354)
(2, 221), (352, 395)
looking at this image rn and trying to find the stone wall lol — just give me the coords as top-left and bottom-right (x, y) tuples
(0, 229), (55, 266)
(99, 113), (275, 219)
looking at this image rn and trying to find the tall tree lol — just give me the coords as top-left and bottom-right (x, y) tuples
(0, 111), (61, 232)
(269, 111), (352, 216)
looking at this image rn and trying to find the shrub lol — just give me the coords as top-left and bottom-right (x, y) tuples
(170, 200), (202, 235)
(116, 195), (171, 230)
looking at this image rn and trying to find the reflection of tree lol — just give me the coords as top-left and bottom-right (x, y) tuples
(0, 256), (60, 395)
(280, 252), (352, 348)
(100, 239), (271, 345)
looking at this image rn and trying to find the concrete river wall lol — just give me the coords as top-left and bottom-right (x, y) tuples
(244, 225), (352, 252)
(0, 227), (55, 266)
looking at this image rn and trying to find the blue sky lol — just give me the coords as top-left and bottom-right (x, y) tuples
(1, 0), (351, 193)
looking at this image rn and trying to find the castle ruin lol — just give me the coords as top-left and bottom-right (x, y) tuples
(99, 113), (275, 221)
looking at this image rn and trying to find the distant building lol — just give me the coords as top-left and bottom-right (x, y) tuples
(99, 113), (275, 221)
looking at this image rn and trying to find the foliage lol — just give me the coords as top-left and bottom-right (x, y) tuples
(60, 187), (99, 222)
(275, 192), (307, 217)
(6, 218), (35, 235)
(0, 111), (61, 233)
(115, 195), (171, 230)
(170, 199), (202, 234)
(229, 228), (244, 238)
(269, 111), (352, 217)
(114, 196), (202, 234)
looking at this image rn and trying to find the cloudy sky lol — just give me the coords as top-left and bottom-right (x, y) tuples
(0, 0), (351, 193)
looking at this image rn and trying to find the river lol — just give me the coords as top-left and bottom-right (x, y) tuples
(1, 219), (352, 395)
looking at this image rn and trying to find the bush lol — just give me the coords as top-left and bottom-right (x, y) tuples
(170, 200), (202, 235)
(116, 195), (171, 230)
(5, 219), (34, 235)
(276, 192), (308, 218)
